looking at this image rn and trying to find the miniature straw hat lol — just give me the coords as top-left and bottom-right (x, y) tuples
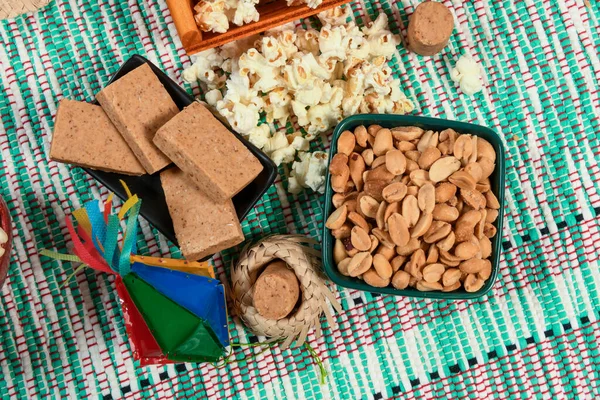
(0, 0), (51, 19)
(230, 235), (342, 349)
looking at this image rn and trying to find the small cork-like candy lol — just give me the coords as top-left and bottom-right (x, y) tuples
(253, 260), (300, 320)
(407, 1), (454, 56)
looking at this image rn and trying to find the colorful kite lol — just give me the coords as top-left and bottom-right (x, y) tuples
(41, 187), (229, 366)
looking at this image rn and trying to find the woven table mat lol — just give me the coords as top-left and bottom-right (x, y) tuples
(0, 0), (599, 399)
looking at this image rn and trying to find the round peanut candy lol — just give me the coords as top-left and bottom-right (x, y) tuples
(407, 1), (454, 57)
(253, 260), (300, 320)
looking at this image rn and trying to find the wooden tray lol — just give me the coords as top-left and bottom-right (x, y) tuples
(166, 0), (351, 55)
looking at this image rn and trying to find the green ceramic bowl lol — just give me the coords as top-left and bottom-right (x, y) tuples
(322, 114), (505, 299)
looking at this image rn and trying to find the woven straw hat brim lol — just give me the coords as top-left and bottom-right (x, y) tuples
(0, 0), (51, 20)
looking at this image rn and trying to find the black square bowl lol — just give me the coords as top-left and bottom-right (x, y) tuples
(85, 55), (277, 251)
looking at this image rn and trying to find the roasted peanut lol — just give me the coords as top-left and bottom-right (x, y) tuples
(387, 213), (410, 247)
(372, 228), (395, 248)
(373, 254), (393, 279)
(396, 141), (416, 152)
(423, 263), (445, 283)
(454, 241), (480, 260)
(337, 130), (356, 156)
(334, 239), (347, 264)
(437, 231), (456, 252)
(449, 170), (476, 190)
(391, 255), (407, 272)
(331, 223), (352, 239)
(367, 124), (383, 136)
(435, 182), (457, 203)
(349, 153), (366, 191)
(464, 274), (485, 292)
(423, 221), (451, 243)
(453, 135), (473, 163)
(416, 281), (443, 291)
(382, 182), (407, 203)
(354, 125), (369, 147)
(351, 226), (371, 251)
(396, 237), (421, 256)
(326, 204), (347, 229)
(392, 270), (411, 289)
(418, 183), (436, 214)
(442, 268), (461, 287)
(429, 156), (461, 182)
(362, 149), (374, 166)
(371, 155), (387, 169)
(417, 130), (439, 152)
(373, 128), (394, 156)
(348, 211), (369, 232)
(376, 243), (397, 261)
(426, 244), (439, 264)
(418, 147), (442, 170)
(337, 257), (351, 276)
(363, 268), (390, 287)
(432, 204), (459, 222)
(384, 201), (400, 223)
(464, 162), (483, 183)
(348, 252), (373, 277)
(359, 195), (380, 218)
(385, 150), (407, 175)
(364, 180), (387, 202)
(391, 126), (424, 141)
(460, 189), (486, 210)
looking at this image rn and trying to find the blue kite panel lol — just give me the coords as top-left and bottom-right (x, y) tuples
(130, 262), (230, 347)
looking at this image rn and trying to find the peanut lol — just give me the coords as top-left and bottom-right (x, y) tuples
(373, 254), (393, 279)
(363, 269), (390, 287)
(337, 130), (356, 156)
(354, 125), (369, 147)
(348, 252), (372, 277)
(373, 128), (394, 156)
(325, 204), (347, 229)
(429, 156), (461, 182)
(382, 182), (407, 203)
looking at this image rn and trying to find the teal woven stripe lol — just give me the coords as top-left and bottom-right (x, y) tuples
(1, 0), (600, 399)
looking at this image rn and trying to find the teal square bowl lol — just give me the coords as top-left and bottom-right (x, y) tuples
(322, 114), (505, 299)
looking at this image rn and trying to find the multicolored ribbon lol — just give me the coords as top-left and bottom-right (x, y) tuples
(40, 182), (213, 281)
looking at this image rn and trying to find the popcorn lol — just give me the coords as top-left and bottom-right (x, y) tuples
(295, 29), (320, 56)
(283, 59), (313, 90)
(232, 0), (260, 26)
(290, 134), (310, 152)
(451, 55), (483, 96)
(264, 87), (291, 123)
(317, 5), (351, 26)
(319, 25), (347, 60)
(294, 81), (322, 106)
(205, 89), (223, 106)
(184, 7), (415, 193)
(367, 31), (400, 58)
(261, 37), (287, 67)
(247, 124), (271, 149)
(182, 49), (225, 89)
(288, 151), (328, 194)
(291, 100), (309, 126)
(263, 131), (288, 153)
(239, 49), (281, 92)
(271, 145), (297, 166)
(194, 0), (229, 33)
